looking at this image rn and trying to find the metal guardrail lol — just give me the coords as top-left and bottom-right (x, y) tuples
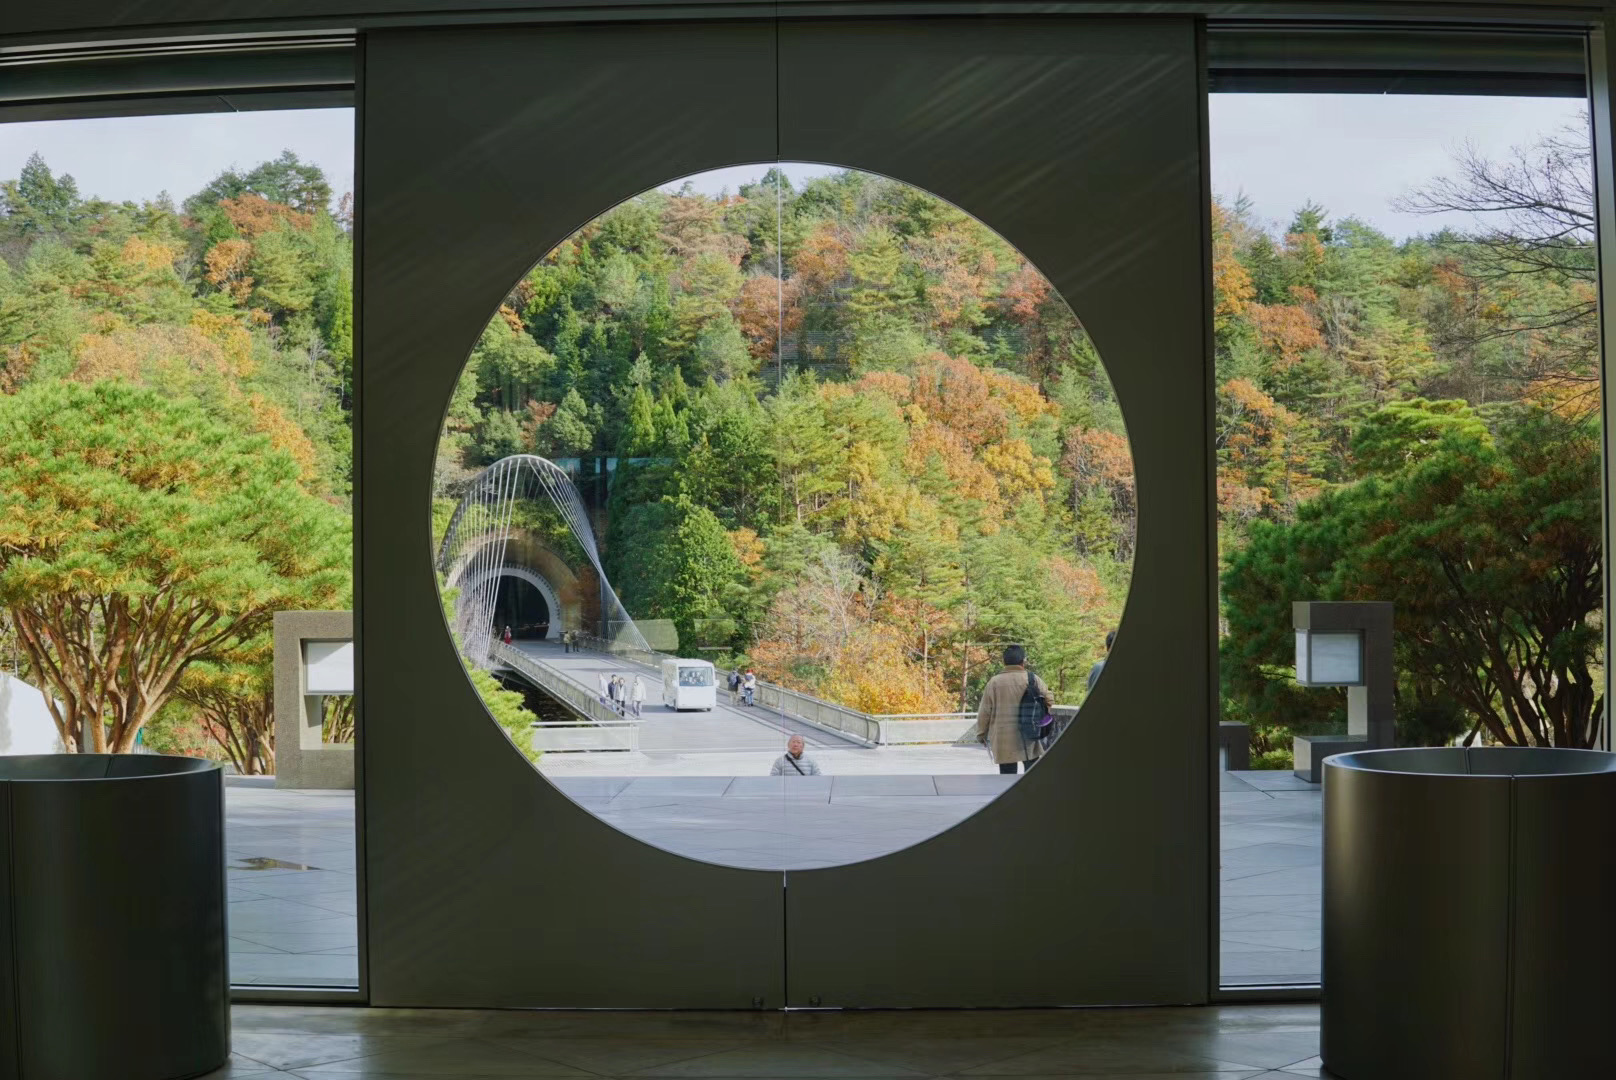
(749, 680), (880, 746)
(491, 641), (639, 751)
(563, 634), (1080, 750)
(573, 633), (879, 746)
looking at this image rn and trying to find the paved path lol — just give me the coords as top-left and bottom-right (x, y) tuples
(225, 781), (358, 987)
(1219, 770), (1324, 986)
(552, 774), (1011, 870)
(223, 769), (1322, 989)
(509, 641), (854, 751)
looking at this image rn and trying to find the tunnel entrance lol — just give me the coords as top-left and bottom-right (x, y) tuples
(492, 574), (551, 641)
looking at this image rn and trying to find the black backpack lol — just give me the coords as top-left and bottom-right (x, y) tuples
(1016, 675), (1049, 744)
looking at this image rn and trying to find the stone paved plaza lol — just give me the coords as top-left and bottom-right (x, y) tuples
(1217, 770), (1324, 986)
(552, 774), (1010, 870)
(226, 781), (360, 987)
(224, 768), (1321, 989)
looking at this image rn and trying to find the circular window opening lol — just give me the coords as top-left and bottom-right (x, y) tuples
(433, 164), (1135, 870)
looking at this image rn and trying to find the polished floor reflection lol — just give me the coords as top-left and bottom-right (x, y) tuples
(210, 1003), (1329, 1078)
(223, 771), (1322, 988)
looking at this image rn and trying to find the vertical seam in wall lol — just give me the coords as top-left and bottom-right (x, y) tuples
(774, 4), (781, 163)
(775, 4), (788, 1014)
(1503, 777), (1517, 1080)
(781, 869), (789, 1009)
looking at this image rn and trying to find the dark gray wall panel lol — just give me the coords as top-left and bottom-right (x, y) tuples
(778, 17), (1213, 1007)
(359, 23), (785, 1008)
(3, 1), (1596, 45)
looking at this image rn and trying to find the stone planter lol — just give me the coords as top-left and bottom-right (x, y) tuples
(1322, 746), (1616, 1080)
(0, 754), (229, 1080)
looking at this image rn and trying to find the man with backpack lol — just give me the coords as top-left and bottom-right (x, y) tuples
(974, 643), (1053, 775)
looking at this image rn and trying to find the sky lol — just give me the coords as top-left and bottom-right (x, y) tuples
(0, 94), (1589, 240)
(1208, 94), (1587, 238)
(0, 108), (355, 209)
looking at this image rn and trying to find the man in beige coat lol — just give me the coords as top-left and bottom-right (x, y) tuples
(975, 644), (1053, 775)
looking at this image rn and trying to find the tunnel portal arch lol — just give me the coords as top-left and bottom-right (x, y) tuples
(456, 564), (565, 640)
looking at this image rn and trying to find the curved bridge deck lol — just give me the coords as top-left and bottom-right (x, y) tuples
(506, 640), (856, 752)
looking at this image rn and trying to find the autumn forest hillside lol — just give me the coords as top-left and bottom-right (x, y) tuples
(0, 127), (1601, 767)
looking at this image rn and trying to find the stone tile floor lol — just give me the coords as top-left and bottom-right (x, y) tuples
(1217, 771), (1322, 986)
(552, 775), (1007, 870)
(205, 1003), (1333, 1078)
(227, 781), (359, 987)
(224, 770), (1322, 990)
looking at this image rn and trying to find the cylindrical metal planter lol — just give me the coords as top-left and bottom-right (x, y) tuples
(0, 755), (229, 1080)
(1322, 747), (1616, 1080)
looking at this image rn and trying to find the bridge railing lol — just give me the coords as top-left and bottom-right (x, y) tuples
(563, 634), (1081, 750)
(750, 681), (880, 746)
(572, 632), (879, 746)
(491, 641), (640, 752)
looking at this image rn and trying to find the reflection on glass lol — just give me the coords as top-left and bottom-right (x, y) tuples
(433, 164), (1135, 870)
(1212, 93), (1599, 986)
(678, 665), (715, 688)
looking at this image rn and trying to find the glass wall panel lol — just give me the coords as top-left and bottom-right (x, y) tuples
(1210, 91), (1599, 986)
(434, 163), (1136, 870)
(0, 110), (358, 988)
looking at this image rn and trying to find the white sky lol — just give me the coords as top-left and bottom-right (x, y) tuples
(0, 109), (355, 208)
(1209, 94), (1588, 238)
(0, 95), (1588, 240)
(662, 162), (839, 197)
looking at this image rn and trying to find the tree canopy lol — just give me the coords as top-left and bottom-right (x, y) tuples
(0, 379), (350, 753)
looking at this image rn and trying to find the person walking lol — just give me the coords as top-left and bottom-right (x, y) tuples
(728, 670), (742, 705)
(742, 669), (757, 707)
(502, 625), (513, 646)
(975, 643), (1052, 775)
(630, 675), (645, 718)
(597, 671), (609, 704)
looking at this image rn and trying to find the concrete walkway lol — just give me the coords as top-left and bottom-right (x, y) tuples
(553, 774), (1010, 870)
(224, 769), (1321, 989)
